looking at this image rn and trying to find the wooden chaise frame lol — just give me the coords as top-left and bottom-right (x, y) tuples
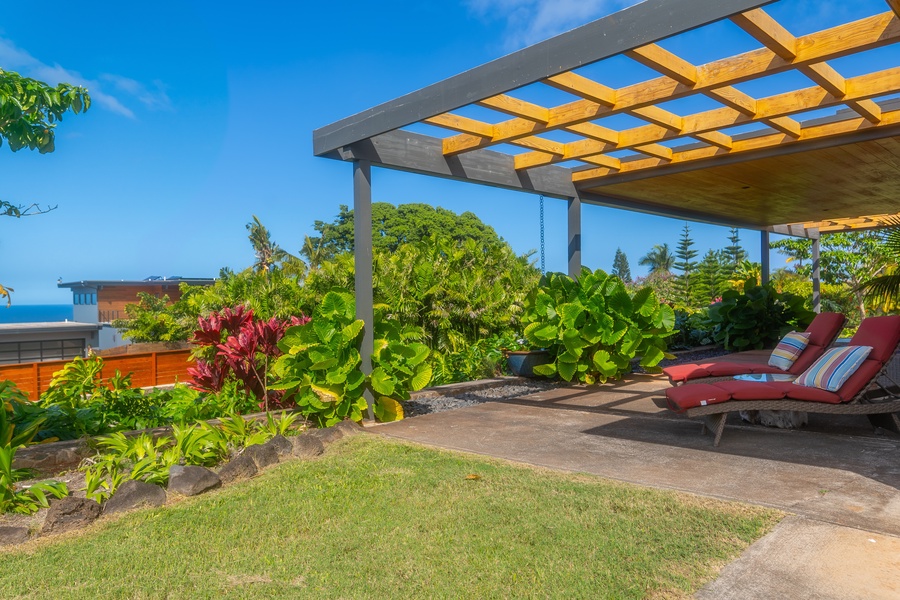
(655, 354), (900, 446)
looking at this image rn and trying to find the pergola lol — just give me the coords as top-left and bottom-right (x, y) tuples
(313, 0), (900, 417)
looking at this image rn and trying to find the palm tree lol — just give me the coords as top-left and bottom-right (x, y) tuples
(860, 216), (900, 309)
(638, 243), (675, 275)
(246, 215), (304, 277)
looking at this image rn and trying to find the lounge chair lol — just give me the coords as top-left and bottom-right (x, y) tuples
(663, 312), (846, 384)
(657, 315), (900, 446)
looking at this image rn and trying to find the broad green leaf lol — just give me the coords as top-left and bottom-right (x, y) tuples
(557, 360), (577, 381)
(631, 287), (656, 317)
(532, 363), (557, 377)
(369, 367), (396, 397)
(639, 345), (665, 367)
(374, 396), (404, 422)
(411, 363), (433, 391)
(592, 350), (618, 378)
(653, 304), (676, 331)
(341, 320), (364, 342)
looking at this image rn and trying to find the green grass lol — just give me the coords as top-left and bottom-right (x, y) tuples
(1, 435), (781, 599)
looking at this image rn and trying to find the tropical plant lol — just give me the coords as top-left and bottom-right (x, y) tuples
(611, 248), (632, 283)
(673, 223), (699, 305)
(723, 227), (748, 271)
(36, 356), (166, 438)
(670, 308), (714, 350)
(305, 202), (507, 262)
(112, 292), (195, 342)
(430, 334), (518, 385)
(187, 305), (309, 412)
(859, 217), (900, 310)
(703, 281), (815, 351)
(271, 290), (368, 427)
(0, 445), (68, 514)
(0, 398), (68, 514)
(369, 313), (432, 422)
(638, 243), (674, 275)
(521, 268), (675, 384)
(1, 67), (91, 305)
(246, 215), (305, 277)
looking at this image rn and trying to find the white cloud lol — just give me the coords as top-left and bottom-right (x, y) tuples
(0, 37), (171, 118)
(466, 0), (642, 50)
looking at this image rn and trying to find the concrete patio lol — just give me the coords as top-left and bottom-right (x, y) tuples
(378, 372), (900, 599)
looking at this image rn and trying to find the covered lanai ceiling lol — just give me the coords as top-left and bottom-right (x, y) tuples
(313, 0), (900, 233)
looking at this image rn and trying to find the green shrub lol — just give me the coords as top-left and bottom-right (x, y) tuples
(670, 308), (714, 350)
(704, 281), (815, 351)
(521, 268), (675, 384)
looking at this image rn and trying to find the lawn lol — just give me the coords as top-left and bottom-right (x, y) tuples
(1, 435), (780, 599)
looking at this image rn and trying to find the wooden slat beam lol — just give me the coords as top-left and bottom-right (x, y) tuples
(706, 86), (758, 115)
(423, 113), (493, 137)
(693, 131), (733, 149)
(442, 11), (900, 155)
(426, 112), (571, 156)
(625, 43), (698, 85)
(629, 106), (684, 131)
(731, 8), (797, 59)
(846, 99), (883, 123)
(764, 116), (802, 137)
(800, 62), (846, 96)
(571, 107), (900, 186)
(580, 154), (622, 170)
(563, 122), (619, 144)
(544, 72), (617, 106)
(477, 95), (549, 122)
(633, 143), (673, 160)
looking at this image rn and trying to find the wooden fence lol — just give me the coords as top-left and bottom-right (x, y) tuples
(0, 349), (193, 400)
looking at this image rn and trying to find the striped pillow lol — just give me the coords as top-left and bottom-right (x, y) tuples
(768, 331), (811, 371)
(794, 345), (873, 392)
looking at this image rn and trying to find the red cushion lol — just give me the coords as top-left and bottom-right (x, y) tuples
(788, 344), (827, 374)
(663, 363), (713, 383)
(665, 384), (732, 413)
(836, 359), (884, 401)
(710, 380), (785, 400)
(804, 312), (846, 346)
(766, 381), (842, 404)
(706, 361), (757, 377)
(849, 316), (900, 363)
(747, 364), (790, 375)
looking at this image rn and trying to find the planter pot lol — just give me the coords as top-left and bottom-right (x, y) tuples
(505, 350), (552, 377)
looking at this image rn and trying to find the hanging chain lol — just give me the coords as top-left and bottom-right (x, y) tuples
(539, 195), (546, 274)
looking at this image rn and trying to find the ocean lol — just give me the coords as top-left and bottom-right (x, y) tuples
(0, 304), (74, 324)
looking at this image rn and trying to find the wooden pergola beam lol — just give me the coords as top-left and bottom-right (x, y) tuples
(888, 0), (900, 19)
(441, 11), (900, 156)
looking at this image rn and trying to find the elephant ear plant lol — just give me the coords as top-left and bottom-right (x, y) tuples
(271, 290), (369, 427)
(369, 310), (432, 422)
(271, 291), (434, 426)
(521, 269), (675, 384)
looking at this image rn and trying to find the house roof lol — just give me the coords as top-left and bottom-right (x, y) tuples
(312, 0), (900, 235)
(58, 278), (215, 290)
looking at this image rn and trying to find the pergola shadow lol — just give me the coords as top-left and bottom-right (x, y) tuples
(487, 375), (900, 491)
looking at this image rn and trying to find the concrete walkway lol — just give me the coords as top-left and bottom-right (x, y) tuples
(378, 374), (900, 599)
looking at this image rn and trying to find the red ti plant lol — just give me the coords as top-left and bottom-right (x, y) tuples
(187, 305), (310, 412)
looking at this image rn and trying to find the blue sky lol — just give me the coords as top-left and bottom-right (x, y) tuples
(1, 0), (893, 304)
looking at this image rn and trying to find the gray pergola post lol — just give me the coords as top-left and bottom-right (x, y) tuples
(568, 197), (582, 278)
(353, 160), (375, 421)
(760, 230), (770, 285)
(811, 233), (821, 313)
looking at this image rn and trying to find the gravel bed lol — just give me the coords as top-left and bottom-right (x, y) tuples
(405, 347), (730, 418)
(404, 380), (559, 418)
